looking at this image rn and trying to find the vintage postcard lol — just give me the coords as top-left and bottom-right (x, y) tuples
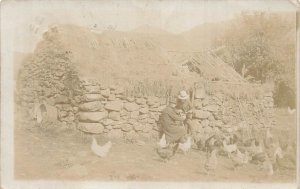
(1, 0), (299, 188)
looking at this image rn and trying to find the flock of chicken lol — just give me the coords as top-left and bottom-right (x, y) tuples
(156, 128), (291, 177)
(89, 127), (293, 177)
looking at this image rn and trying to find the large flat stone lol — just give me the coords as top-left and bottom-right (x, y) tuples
(124, 102), (140, 112)
(105, 101), (123, 111)
(78, 111), (108, 122)
(79, 101), (103, 112)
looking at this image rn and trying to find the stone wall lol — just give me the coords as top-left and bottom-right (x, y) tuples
(74, 78), (164, 141)
(71, 78), (274, 142)
(17, 69), (274, 142)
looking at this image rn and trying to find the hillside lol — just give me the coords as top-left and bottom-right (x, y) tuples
(31, 24), (203, 88)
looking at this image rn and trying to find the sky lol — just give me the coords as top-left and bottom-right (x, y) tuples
(1, 0), (298, 53)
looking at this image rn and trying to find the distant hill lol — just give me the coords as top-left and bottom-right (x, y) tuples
(180, 21), (232, 51)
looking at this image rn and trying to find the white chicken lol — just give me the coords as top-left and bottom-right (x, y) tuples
(157, 134), (167, 148)
(287, 106), (296, 114)
(222, 139), (237, 158)
(178, 136), (192, 154)
(91, 137), (112, 158)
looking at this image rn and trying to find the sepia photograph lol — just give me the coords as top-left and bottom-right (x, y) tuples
(1, 0), (299, 188)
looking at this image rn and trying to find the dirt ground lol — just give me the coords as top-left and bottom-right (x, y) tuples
(14, 108), (297, 182)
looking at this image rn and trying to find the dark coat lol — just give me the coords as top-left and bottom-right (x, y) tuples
(159, 106), (186, 143)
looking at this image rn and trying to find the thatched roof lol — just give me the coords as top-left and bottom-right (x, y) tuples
(168, 50), (246, 83)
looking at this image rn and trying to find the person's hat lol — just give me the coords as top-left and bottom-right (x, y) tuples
(177, 90), (189, 100)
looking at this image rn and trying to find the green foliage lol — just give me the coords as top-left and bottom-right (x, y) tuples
(214, 12), (296, 106)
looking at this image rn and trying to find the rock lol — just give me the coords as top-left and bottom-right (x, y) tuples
(61, 104), (73, 112)
(54, 95), (69, 104)
(203, 126), (213, 134)
(77, 122), (104, 134)
(100, 89), (110, 97)
(124, 102), (140, 112)
(79, 101), (103, 112)
(120, 110), (128, 117)
(149, 103), (160, 108)
(78, 111), (108, 122)
(59, 110), (68, 118)
(130, 111), (140, 118)
(105, 101), (123, 111)
(67, 113), (75, 122)
(142, 124), (152, 133)
(215, 120), (223, 127)
(139, 114), (149, 119)
(108, 94), (116, 101)
(101, 119), (114, 126)
(82, 94), (104, 102)
(139, 107), (149, 114)
(195, 88), (206, 99)
(201, 119), (210, 127)
(74, 96), (82, 103)
(108, 111), (121, 121)
(127, 97), (135, 102)
(139, 118), (148, 124)
(107, 129), (123, 139)
(208, 114), (215, 121)
(134, 123), (144, 131)
(150, 113), (160, 121)
(206, 105), (219, 112)
(73, 107), (79, 113)
(209, 121), (215, 127)
(128, 119), (137, 125)
(136, 98), (146, 105)
(194, 110), (211, 119)
(106, 125), (113, 130)
(122, 124), (133, 132)
(148, 118), (156, 124)
(84, 85), (101, 94)
(103, 128), (109, 133)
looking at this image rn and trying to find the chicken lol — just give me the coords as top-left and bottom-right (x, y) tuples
(204, 148), (218, 176)
(156, 145), (175, 162)
(231, 149), (250, 170)
(204, 135), (222, 153)
(178, 136), (192, 154)
(157, 133), (167, 148)
(277, 144), (296, 170)
(222, 139), (237, 158)
(267, 146), (283, 172)
(91, 137), (112, 157)
(262, 160), (274, 176)
(256, 146), (283, 176)
(242, 139), (263, 157)
(287, 106), (296, 114)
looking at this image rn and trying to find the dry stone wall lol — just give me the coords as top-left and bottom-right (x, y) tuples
(71, 78), (275, 142)
(17, 66), (274, 142)
(74, 78), (164, 141)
